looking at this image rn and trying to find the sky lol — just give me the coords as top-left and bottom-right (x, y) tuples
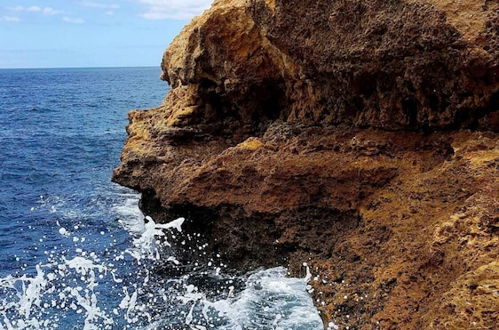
(0, 0), (212, 68)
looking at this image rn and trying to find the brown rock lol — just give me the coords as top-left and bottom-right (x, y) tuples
(114, 0), (499, 328)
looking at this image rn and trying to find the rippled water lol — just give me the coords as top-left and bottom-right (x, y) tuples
(0, 67), (323, 329)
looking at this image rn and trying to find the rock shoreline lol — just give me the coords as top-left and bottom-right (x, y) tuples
(114, 0), (498, 328)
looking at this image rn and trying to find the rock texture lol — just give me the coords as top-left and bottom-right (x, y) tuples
(114, 0), (499, 328)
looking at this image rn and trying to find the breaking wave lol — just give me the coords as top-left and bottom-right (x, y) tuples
(0, 195), (323, 330)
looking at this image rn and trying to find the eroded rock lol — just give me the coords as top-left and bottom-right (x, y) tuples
(114, 0), (498, 328)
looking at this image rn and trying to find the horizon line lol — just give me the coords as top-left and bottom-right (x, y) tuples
(0, 65), (160, 70)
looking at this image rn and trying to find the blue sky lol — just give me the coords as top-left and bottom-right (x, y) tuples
(0, 0), (212, 68)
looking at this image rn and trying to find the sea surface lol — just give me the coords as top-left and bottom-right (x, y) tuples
(0, 67), (323, 329)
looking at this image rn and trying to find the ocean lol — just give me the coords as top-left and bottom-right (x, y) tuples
(0, 67), (323, 329)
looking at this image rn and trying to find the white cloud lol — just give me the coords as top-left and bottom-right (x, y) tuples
(8, 6), (63, 16)
(41, 7), (63, 15)
(137, 0), (212, 20)
(0, 16), (21, 22)
(81, 1), (120, 10)
(62, 16), (85, 24)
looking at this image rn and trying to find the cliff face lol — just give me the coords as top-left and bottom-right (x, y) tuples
(113, 0), (498, 328)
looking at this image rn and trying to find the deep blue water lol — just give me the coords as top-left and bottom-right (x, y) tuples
(0, 67), (166, 276)
(0, 67), (323, 329)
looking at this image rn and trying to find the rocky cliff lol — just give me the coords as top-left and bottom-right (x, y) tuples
(113, 0), (498, 328)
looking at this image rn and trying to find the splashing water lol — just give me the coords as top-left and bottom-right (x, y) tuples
(0, 196), (323, 329)
(0, 68), (325, 330)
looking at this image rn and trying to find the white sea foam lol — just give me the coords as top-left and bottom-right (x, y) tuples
(113, 195), (144, 234)
(125, 215), (185, 261)
(204, 267), (323, 329)
(1, 193), (329, 330)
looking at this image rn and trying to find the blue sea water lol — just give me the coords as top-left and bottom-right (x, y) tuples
(0, 67), (323, 329)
